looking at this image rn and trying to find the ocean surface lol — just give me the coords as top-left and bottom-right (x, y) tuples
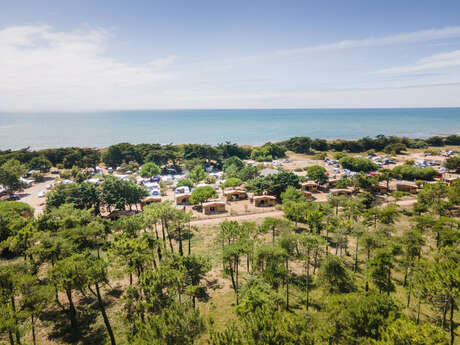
(1, 108), (459, 150)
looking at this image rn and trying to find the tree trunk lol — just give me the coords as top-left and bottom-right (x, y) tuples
(178, 225), (183, 256)
(306, 254), (310, 311)
(285, 259), (289, 311)
(161, 219), (167, 251)
(65, 287), (78, 338)
(313, 249), (319, 274)
(450, 296), (455, 345)
(188, 223), (191, 255)
(95, 283), (117, 345)
(154, 223), (162, 261)
(11, 296), (21, 344)
(417, 299), (421, 324)
(166, 221), (174, 253)
(354, 240), (359, 272)
(443, 297), (448, 328)
(403, 262), (409, 287)
(8, 330), (14, 345)
(31, 314), (37, 345)
(407, 281), (412, 308)
(235, 257), (239, 305)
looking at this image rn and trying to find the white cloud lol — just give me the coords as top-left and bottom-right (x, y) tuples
(148, 55), (177, 69)
(276, 26), (460, 56)
(375, 49), (460, 74)
(0, 25), (179, 111)
(1, 24), (460, 111)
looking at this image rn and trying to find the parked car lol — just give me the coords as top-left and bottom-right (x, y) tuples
(6, 194), (20, 201)
(38, 191), (46, 198)
(51, 170), (59, 174)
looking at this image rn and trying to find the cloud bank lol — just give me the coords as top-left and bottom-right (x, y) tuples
(1, 24), (460, 111)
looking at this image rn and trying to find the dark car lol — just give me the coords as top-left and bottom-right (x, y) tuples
(51, 170), (59, 174)
(6, 194), (20, 201)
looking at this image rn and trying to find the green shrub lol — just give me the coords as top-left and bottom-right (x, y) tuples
(391, 164), (437, 181)
(339, 156), (378, 172)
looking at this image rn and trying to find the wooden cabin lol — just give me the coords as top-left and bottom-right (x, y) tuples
(303, 191), (313, 200)
(396, 182), (417, 194)
(202, 201), (226, 215)
(301, 181), (318, 192)
(252, 195), (277, 207)
(141, 196), (162, 209)
(329, 188), (353, 196)
(371, 183), (388, 194)
(175, 193), (191, 205)
(224, 189), (247, 202)
(319, 178), (337, 192)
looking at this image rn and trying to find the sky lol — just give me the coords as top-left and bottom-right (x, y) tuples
(1, 0), (460, 111)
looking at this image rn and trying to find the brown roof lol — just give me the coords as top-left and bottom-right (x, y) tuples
(253, 195), (276, 200)
(329, 188), (352, 194)
(396, 182), (417, 187)
(142, 196), (162, 203)
(224, 189), (246, 195)
(302, 181), (318, 186)
(175, 193), (191, 199)
(202, 201), (226, 207)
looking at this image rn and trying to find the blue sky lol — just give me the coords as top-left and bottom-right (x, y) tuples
(1, 0), (460, 111)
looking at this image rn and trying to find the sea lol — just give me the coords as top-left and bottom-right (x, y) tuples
(1, 108), (459, 150)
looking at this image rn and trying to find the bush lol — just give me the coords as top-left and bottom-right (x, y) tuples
(311, 138), (329, 151)
(28, 156), (52, 172)
(246, 171), (299, 198)
(284, 137), (311, 153)
(190, 186), (217, 205)
(391, 164), (437, 181)
(426, 136), (444, 147)
(281, 186), (305, 203)
(444, 156), (460, 172)
(317, 255), (355, 294)
(305, 165), (328, 184)
(335, 178), (354, 188)
(223, 156), (245, 171)
(222, 177), (243, 189)
(334, 152), (347, 160)
(384, 143), (406, 154)
(177, 178), (194, 189)
(314, 153), (327, 160)
(339, 156), (378, 173)
(59, 170), (72, 179)
(407, 139), (428, 149)
(250, 143), (286, 162)
(31, 172), (45, 182)
(204, 175), (217, 184)
(238, 165), (259, 181)
(140, 162), (161, 178)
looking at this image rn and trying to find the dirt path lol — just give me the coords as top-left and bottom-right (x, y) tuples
(190, 210), (284, 227)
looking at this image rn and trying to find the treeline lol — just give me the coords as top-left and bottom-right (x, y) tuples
(284, 134), (460, 154)
(0, 147), (100, 169)
(1, 135), (458, 171)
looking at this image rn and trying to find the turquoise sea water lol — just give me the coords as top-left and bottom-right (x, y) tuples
(0, 108), (459, 150)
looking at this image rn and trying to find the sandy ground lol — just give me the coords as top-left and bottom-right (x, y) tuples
(17, 176), (56, 215)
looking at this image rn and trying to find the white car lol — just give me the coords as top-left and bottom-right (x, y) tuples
(38, 191), (46, 198)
